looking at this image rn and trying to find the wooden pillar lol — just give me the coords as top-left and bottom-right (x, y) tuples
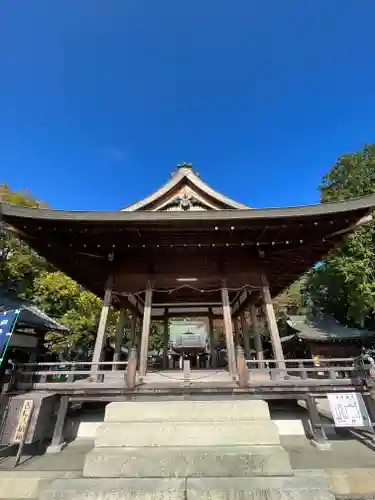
(129, 311), (137, 346)
(233, 316), (241, 348)
(249, 304), (264, 362)
(208, 308), (216, 368)
(129, 311), (137, 348)
(163, 308), (169, 369)
(91, 277), (112, 374)
(139, 284), (153, 377)
(132, 299), (141, 362)
(261, 281), (285, 369)
(113, 307), (127, 370)
(221, 284), (237, 376)
(240, 310), (251, 359)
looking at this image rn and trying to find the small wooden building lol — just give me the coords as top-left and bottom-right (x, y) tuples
(280, 314), (375, 359)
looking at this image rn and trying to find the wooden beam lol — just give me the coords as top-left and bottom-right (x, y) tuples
(163, 308), (169, 369)
(260, 276), (285, 369)
(139, 284), (153, 377)
(249, 304), (264, 363)
(221, 284), (236, 376)
(91, 276), (112, 374)
(240, 309), (251, 358)
(112, 307), (127, 370)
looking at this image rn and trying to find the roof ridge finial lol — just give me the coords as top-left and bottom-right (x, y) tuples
(176, 162), (193, 170)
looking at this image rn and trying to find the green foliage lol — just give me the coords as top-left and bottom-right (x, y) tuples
(305, 144), (375, 328)
(149, 321), (164, 352)
(0, 184), (49, 296)
(32, 272), (101, 357)
(273, 279), (307, 318)
(0, 184), (107, 358)
(320, 145), (375, 203)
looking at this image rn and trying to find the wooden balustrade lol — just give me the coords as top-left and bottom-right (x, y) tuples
(245, 358), (357, 381)
(10, 357), (368, 395)
(18, 361), (129, 384)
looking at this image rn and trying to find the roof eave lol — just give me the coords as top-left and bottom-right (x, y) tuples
(1, 193), (375, 223)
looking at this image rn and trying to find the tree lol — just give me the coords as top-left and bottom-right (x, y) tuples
(0, 184), (112, 358)
(149, 321), (164, 352)
(305, 144), (375, 328)
(33, 271), (120, 359)
(0, 183), (49, 296)
(273, 279), (307, 318)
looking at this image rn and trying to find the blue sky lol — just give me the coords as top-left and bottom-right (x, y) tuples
(1, 1), (374, 211)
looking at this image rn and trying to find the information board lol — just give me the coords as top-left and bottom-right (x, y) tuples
(327, 392), (371, 428)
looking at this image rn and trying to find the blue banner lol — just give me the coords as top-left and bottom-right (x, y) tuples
(0, 309), (20, 364)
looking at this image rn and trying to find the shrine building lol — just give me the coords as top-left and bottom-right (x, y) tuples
(1, 163), (375, 380)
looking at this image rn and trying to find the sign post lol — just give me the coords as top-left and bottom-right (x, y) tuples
(12, 399), (34, 467)
(0, 309), (20, 367)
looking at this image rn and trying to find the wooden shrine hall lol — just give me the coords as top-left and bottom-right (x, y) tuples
(1, 163), (375, 381)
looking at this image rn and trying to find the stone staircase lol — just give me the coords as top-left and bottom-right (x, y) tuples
(41, 399), (335, 500)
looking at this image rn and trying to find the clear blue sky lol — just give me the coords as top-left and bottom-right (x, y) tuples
(1, 1), (374, 211)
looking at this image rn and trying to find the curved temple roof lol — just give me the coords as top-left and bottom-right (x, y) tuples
(0, 289), (68, 333)
(286, 315), (375, 342)
(0, 173), (374, 299)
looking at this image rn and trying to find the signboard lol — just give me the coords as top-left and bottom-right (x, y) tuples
(327, 392), (371, 428)
(12, 399), (34, 443)
(0, 309), (20, 366)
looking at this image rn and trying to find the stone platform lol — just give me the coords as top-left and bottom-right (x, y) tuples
(39, 399), (335, 500)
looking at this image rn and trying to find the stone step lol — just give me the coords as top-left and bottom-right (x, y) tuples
(0, 471), (80, 499)
(40, 478), (185, 500)
(104, 399), (270, 423)
(95, 420), (280, 447)
(186, 475), (335, 500)
(40, 475), (335, 500)
(83, 445), (292, 478)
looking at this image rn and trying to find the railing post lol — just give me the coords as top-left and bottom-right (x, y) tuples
(299, 361), (308, 380)
(46, 395), (69, 454)
(329, 366), (337, 380)
(67, 363), (76, 383)
(183, 359), (191, 387)
(40, 366), (48, 384)
(306, 395), (331, 450)
(125, 348), (138, 389)
(236, 345), (249, 388)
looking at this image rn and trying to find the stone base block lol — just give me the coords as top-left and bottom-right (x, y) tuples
(186, 475), (335, 500)
(39, 478), (185, 500)
(310, 439), (332, 451)
(83, 445), (293, 477)
(104, 399), (271, 422)
(95, 421), (280, 447)
(46, 442), (67, 454)
(0, 471), (80, 500)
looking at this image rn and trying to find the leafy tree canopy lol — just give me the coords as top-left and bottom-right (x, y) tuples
(305, 144), (375, 328)
(0, 184), (49, 297)
(273, 279), (307, 319)
(0, 184), (107, 358)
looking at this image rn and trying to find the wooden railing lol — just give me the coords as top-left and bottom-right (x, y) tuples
(18, 361), (129, 384)
(9, 357), (366, 394)
(245, 358), (356, 381)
